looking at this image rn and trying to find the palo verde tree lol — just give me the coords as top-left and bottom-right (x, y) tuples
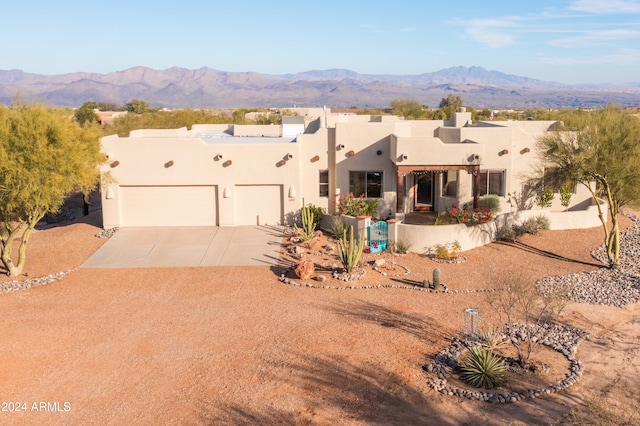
(537, 105), (640, 267)
(0, 101), (106, 276)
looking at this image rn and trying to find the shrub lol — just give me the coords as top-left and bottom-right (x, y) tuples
(394, 239), (411, 255)
(521, 215), (550, 235)
(435, 204), (493, 226)
(429, 241), (461, 260)
(334, 193), (379, 217)
(478, 194), (501, 215)
(534, 186), (554, 208)
(336, 225), (365, 273)
(459, 347), (507, 389)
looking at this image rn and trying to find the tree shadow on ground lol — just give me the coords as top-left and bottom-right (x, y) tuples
(209, 353), (453, 426)
(494, 240), (605, 268)
(319, 300), (451, 345)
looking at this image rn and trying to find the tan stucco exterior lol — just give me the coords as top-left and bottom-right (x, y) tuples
(100, 109), (592, 229)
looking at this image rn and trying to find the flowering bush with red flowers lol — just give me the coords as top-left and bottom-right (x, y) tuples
(435, 204), (494, 226)
(333, 193), (379, 217)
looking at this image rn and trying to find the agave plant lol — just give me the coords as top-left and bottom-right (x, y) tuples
(459, 347), (507, 389)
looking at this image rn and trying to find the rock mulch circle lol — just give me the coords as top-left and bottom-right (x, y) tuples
(423, 323), (588, 403)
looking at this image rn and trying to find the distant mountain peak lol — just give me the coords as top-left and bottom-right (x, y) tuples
(0, 66), (637, 109)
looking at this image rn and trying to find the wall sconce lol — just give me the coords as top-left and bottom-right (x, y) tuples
(285, 153), (293, 160)
(223, 160), (232, 167)
(105, 186), (115, 199)
(277, 159), (287, 167)
(215, 153), (224, 161)
(223, 186), (231, 198)
(288, 186), (296, 198)
(347, 150), (355, 157)
(337, 144), (345, 150)
(499, 149), (509, 156)
(110, 160), (120, 168)
(310, 155), (320, 163)
(164, 160), (174, 168)
(521, 147), (531, 154)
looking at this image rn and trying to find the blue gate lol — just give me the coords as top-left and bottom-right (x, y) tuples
(367, 221), (388, 253)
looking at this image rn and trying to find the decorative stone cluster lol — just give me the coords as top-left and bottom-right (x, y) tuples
(536, 212), (640, 307)
(423, 323), (587, 403)
(96, 227), (119, 239)
(0, 271), (71, 295)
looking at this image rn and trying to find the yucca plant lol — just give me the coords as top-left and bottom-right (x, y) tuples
(459, 347), (507, 389)
(336, 225), (364, 273)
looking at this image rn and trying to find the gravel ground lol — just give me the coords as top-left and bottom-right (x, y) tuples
(0, 210), (638, 425)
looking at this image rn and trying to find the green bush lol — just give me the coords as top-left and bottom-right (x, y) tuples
(478, 194), (501, 215)
(459, 347), (507, 389)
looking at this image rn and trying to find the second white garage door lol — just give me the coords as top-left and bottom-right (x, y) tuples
(120, 185), (217, 227)
(235, 185), (283, 226)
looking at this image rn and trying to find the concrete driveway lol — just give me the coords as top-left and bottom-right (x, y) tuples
(82, 225), (286, 268)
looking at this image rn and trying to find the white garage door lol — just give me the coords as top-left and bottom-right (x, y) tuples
(235, 185), (283, 226)
(120, 186), (217, 227)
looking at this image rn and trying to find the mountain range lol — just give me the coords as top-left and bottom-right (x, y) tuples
(1, 66), (638, 109)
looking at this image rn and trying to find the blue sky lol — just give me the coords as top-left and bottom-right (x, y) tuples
(2, 0), (639, 84)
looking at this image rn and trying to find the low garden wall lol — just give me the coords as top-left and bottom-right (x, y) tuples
(321, 198), (607, 255)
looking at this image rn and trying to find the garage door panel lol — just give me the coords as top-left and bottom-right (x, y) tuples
(235, 185), (282, 226)
(120, 186), (217, 227)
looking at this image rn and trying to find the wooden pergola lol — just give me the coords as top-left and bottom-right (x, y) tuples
(395, 164), (480, 213)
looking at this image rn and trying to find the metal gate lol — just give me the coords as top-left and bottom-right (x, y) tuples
(367, 221), (388, 253)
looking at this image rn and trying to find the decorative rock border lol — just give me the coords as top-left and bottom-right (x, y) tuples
(0, 270), (72, 295)
(423, 323), (587, 403)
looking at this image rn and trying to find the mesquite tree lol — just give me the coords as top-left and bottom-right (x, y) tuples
(0, 101), (105, 276)
(537, 105), (640, 267)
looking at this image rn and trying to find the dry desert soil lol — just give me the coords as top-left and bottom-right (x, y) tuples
(0, 207), (638, 425)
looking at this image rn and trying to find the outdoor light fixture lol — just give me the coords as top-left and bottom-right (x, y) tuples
(286, 153), (293, 160)
(310, 155), (320, 162)
(110, 160), (120, 168)
(223, 186), (231, 198)
(347, 150), (355, 157)
(402, 154), (408, 160)
(215, 153), (224, 160)
(521, 147), (531, 154)
(223, 160), (232, 167)
(164, 160), (174, 168)
(499, 149), (509, 155)
(337, 144), (345, 150)
(105, 186), (115, 199)
(277, 159), (287, 167)
(288, 186), (296, 198)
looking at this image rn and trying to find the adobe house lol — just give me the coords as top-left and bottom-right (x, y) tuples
(100, 109), (593, 229)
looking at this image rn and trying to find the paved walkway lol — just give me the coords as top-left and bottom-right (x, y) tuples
(82, 225), (285, 268)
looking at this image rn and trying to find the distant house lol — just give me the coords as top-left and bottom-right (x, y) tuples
(100, 108), (593, 229)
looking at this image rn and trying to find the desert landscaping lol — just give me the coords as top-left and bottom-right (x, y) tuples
(0, 203), (638, 425)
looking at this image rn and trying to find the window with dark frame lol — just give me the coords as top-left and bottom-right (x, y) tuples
(478, 170), (505, 196)
(349, 171), (383, 198)
(319, 170), (329, 197)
